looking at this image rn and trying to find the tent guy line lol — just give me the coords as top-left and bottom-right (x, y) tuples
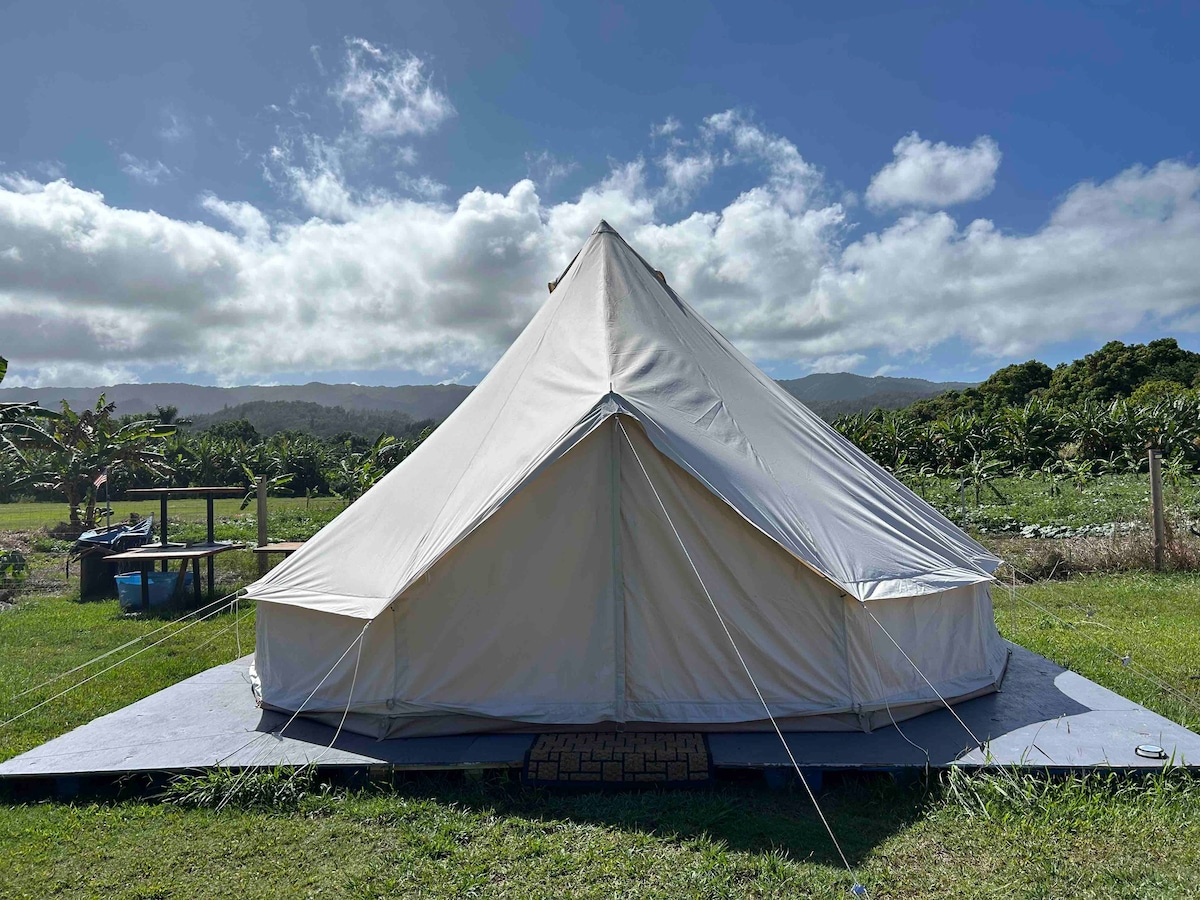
(216, 623), (370, 814)
(1007, 580), (1200, 722)
(212, 619), (372, 809)
(616, 416), (869, 897)
(864, 620), (933, 766)
(290, 622), (369, 776)
(0, 594), (240, 730)
(10, 589), (243, 702)
(864, 606), (985, 751)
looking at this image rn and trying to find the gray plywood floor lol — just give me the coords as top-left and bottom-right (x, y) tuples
(1, 642), (1197, 782)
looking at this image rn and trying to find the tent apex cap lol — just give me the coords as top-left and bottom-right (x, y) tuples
(592, 219), (619, 236)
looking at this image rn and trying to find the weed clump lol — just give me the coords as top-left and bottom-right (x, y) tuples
(163, 765), (328, 810)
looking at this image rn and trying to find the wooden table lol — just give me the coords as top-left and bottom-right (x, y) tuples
(125, 487), (243, 589)
(251, 542), (306, 557)
(106, 543), (245, 612)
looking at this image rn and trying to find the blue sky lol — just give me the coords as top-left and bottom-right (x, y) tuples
(1, 0), (1198, 387)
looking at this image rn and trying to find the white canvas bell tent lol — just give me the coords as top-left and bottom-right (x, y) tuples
(244, 220), (1008, 738)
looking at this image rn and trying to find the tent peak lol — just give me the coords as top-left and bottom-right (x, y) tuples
(592, 219), (618, 236)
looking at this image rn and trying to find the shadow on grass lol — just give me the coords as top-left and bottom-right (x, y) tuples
(360, 769), (930, 869)
(1, 767), (930, 870)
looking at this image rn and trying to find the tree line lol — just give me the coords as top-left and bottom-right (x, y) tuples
(1, 357), (431, 529)
(4, 338), (1200, 530)
(832, 339), (1200, 501)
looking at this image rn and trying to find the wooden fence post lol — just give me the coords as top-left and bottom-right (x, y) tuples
(256, 476), (269, 577)
(1149, 449), (1165, 572)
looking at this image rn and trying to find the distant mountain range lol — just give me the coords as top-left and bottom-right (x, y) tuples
(187, 401), (435, 441)
(0, 372), (972, 425)
(776, 373), (976, 418)
(0, 381), (472, 423)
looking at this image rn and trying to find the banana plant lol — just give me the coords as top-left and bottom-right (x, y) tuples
(34, 395), (175, 529)
(0, 356), (61, 468)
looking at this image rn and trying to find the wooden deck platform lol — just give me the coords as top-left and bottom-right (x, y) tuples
(2, 643), (1197, 793)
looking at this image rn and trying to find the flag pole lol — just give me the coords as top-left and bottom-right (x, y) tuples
(105, 468), (111, 531)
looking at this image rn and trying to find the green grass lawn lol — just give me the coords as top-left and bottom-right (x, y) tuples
(0, 495), (346, 535)
(0, 593), (255, 763)
(0, 498), (344, 596)
(2, 573), (1200, 898)
(2, 471), (1194, 544)
(3, 471), (1193, 540)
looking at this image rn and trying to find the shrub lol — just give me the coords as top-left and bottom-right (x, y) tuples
(0, 548), (28, 587)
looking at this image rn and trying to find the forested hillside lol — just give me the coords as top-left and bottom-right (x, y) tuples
(905, 339), (1200, 420)
(0, 373), (971, 421)
(777, 373), (975, 418)
(186, 401), (433, 442)
(835, 339), (1200, 498)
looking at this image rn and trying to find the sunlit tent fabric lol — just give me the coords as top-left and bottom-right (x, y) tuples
(244, 220), (1008, 738)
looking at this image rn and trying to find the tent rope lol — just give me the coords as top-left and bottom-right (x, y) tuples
(616, 418), (868, 897)
(283, 621), (369, 787)
(10, 589), (244, 702)
(0, 597), (239, 730)
(189, 605), (256, 656)
(213, 621), (370, 807)
(214, 623), (370, 812)
(863, 615), (931, 766)
(1002, 571), (1200, 721)
(861, 607), (985, 751)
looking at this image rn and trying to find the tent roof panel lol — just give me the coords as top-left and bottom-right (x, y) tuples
(244, 222), (997, 617)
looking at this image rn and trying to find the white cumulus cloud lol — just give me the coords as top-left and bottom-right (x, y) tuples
(2, 105), (1199, 389)
(866, 132), (1001, 210)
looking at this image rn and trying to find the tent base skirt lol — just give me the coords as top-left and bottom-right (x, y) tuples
(268, 682), (1005, 739)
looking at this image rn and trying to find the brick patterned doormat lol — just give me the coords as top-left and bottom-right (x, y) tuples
(523, 732), (712, 786)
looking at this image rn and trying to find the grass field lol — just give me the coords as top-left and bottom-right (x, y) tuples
(0, 496), (347, 535)
(0, 498), (345, 596)
(2, 572), (1200, 898)
(2, 470), (1194, 536)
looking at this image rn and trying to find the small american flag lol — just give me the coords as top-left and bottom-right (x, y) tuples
(93, 468), (108, 488)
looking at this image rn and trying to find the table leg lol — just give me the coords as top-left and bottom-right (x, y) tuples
(192, 557), (201, 605)
(173, 559), (188, 599)
(141, 561), (150, 614)
(160, 495), (169, 572)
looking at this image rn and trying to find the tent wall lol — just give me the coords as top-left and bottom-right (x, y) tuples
(389, 424), (619, 724)
(618, 419), (854, 722)
(254, 417), (1006, 736)
(845, 582), (1008, 717)
(253, 603), (397, 722)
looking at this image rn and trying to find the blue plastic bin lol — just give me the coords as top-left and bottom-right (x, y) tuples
(115, 570), (193, 610)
